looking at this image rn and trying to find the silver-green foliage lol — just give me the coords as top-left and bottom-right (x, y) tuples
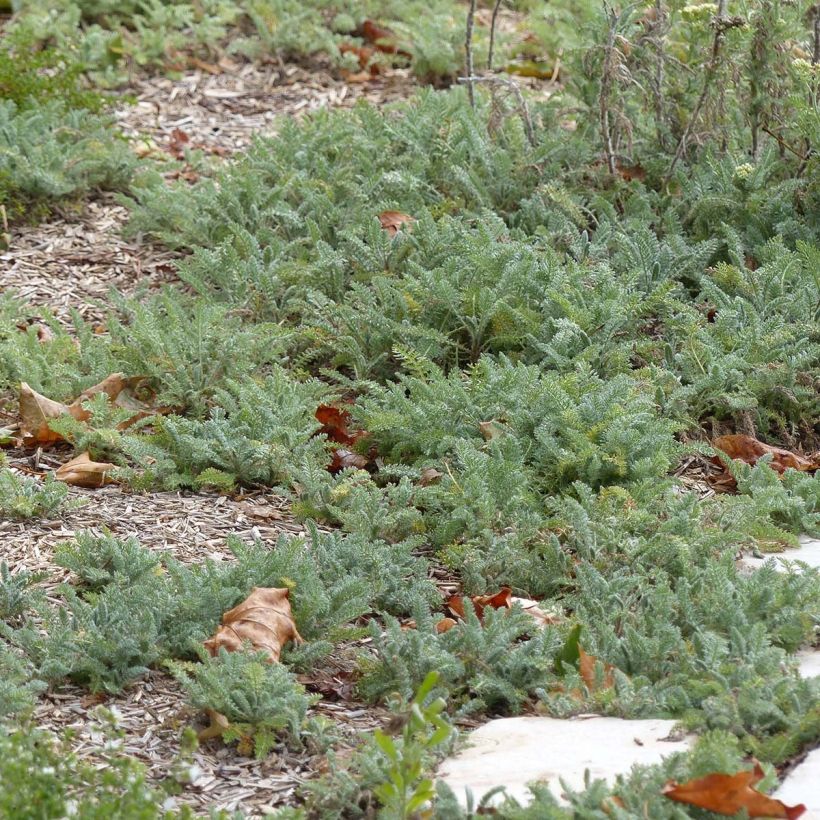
(0, 469), (73, 521)
(168, 647), (316, 758)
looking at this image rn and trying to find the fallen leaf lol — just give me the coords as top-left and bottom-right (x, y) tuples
(80, 692), (109, 708)
(378, 210), (415, 237)
(339, 42), (375, 69)
(443, 588), (558, 631)
(168, 128), (190, 160)
(19, 375), (156, 446)
(188, 56), (222, 74)
(418, 467), (443, 486)
(662, 762), (805, 819)
(343, 70), (375, 84)
(204, 587), (303, 663)
(445, 586), (512, 621)
(479, 420), (504, 441)
(315, 403), (373, 473)
(511, 596), (562, 627)
(55, 452), (116, 488)
(315, 404), (359, 446)
(19, 383), (73, 445)
(578, 646), (615, 691)
(436, 617), (458, 634)
(198, 708), (231, 742)
(34, 323), (55, 342)
(711, 434), (818, 475)
(69, 373), (140, 420)
(616, 161), (646, 182)
(357, 20), (411, 58)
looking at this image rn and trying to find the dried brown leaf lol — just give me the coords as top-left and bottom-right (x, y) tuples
(54, 452), (116, 488)
(662, 762), (805, 819)
(712, 434), (818, 474)
(478, 420), (504, 441)
(204, 587), (302, 663)
(578, 645), (615, 691)
(511, 596), (562, 627)
(419, 467), (443, 486)
(19, 383), (74, 445)
(378, 210), (415, 237)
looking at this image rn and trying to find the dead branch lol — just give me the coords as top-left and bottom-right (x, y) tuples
(488, 0), (504, 71)
(664, 0), (743, 182)
(465, 0), (478, 107)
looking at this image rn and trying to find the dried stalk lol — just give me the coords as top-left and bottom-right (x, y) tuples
(814, 4), (820, 64)
(458, 74), (536, 145)
(652, 0), (667, 149)
(664, 0), (739, 182)
(465, 0), (477, 108)
(488, 0), (504, 71)
(599, 4), (619, 176)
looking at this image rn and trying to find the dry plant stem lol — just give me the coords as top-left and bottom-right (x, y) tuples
(665, 0), (731, 181)
(814, 4), (820, 63)
(488, 0), (504, 71)
(761, 126), (806, 160)
(653, 0), (667, 149)
(465, 0), (477, 108)
(458, 74), (536, 145)
(599, 5), (619, 176)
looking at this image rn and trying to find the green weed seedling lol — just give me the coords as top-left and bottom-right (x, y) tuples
(372, 671), (454, 819)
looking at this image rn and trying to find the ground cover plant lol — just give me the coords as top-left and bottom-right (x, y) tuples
(0, 0), (819, 815)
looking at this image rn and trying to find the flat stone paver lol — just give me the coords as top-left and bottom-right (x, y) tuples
(437, 716), (692, 807)
(740, 536), (820, 573)
(796, 648), (820, 679)
(774, 748), (820, 819)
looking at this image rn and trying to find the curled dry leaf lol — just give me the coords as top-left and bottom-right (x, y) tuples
(198, 708), (231, 743)
(436, 617), (458, 634)
(378, 210), (415, 237)
(329, 448), (370, 473)
(314, 403), (373, 474)
(445, 587), (512, 620)
(440, 587), (556, 632)
(358, 20), (411, 58)
(35, 323), (55, 342)
(478, 420), (504, 441)
(204, 587), (303, 663)
(711, 434), (818, 475)
(54, 452), (116, 488)
(19, 383), (74, 445)
(168, 128), (190, 160)
(315, 404), (360, 446)
(418, 467), (443, 486)
(19, 375), (153, 446)
(511, 596), (562, 627)
(339, 42), (374, 67)
(662, 762), (805, 819)
(578, 645), (615, 692)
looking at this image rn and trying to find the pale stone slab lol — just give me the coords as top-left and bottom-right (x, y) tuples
(437, 716), (692, 807)
(774, 748), (820, 819)
(739, 536), (820, 574)
(796, 648), (820, 679)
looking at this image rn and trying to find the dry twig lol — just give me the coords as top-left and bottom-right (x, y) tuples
(664, 0), (742, 181)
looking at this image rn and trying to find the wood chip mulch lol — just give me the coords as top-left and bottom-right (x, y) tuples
(1, 198), (179, 327)
(116, 59), (419, 155)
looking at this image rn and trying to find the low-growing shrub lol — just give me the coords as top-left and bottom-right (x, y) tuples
(168, 647), (316, 758)
(0, 469), (73, 521)
(54, 531), (163, 591)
